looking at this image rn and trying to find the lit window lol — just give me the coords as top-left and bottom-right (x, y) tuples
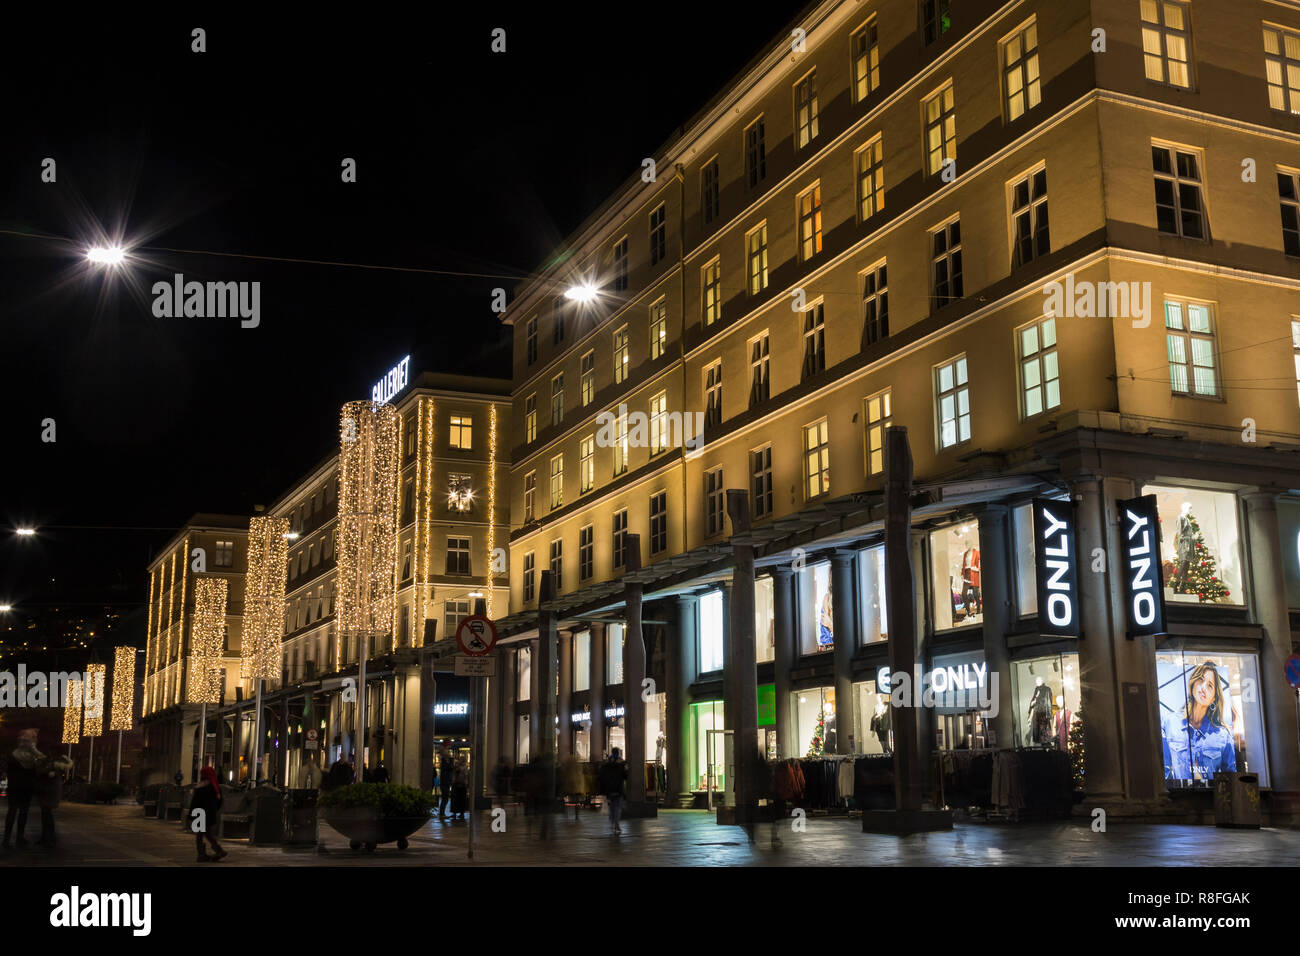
(1141, 0), (1193, 88)
(447, 473), (474, 513)
(1264, 24), (1300, 113)
(524, 393), (536, 443)
(797, 183), (823, 261)
(856, 137), (884, 221)
(649, 299), (667, 361)
(923, 83), (957, 176)
(935, 355), (971, 449)
(864, 389), (892, 477)
(523, 471), (536, 523)
(1152, 144), (1206, 239)
(1019, 317), (1060, 417)
(580, 435), (595, 494)
(580, 351), (595, 406)
(1010, 167), (1050, 268)
(549, 455), (564, 510)
(803, 420), (830, 499)
(650, 392), (668, 455)
(448, 415), (472, 450)
(705, 468), (725, 536)
(1164, 299), (1218, 397)
(1292, 320), (1300, 404)
(550, 373), (564, 427)
(214, 540), (234, 567)
(861, 261), (888, 347)
(931, 219), (963, 307)
(613, 412), (628, 476)
(613, 326), (629, 384)
(795, 71), (820, 148)
(702, 260), (722, 326)
(749, 333), (770, 406)
(852, 19), (880, 102)
(523, 552), (535, 603)
(1002, 19), (1041, 120)
(747, 223), (769, 294)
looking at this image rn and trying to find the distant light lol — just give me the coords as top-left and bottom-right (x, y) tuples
(564, 283), (598, 304)
(0, 605), (12, 613)
(15, 528), (35, 536)
(283, 531), (300, 540)
(468, 591), (484, 598)
(87, 246), (126, 266)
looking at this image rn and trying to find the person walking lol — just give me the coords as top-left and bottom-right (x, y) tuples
(371, 763), (390, 784)
(191, 766), (228, 862)
(438, 746), (457, 821)
(32, 744), (73, 848)
(598, 747), (628, 835)
(451, 759), (469, 820)
(324, 754), (354, 792)
(3, 729), (40, 848)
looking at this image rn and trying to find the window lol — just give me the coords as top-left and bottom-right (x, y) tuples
(852, 19), (880, 102)
(613, 509), (628, 568)
(448, 415), (472, 449)
(801, 303), (826, 381)
(1265, 24), (1300, 113)
(701, 162), (719, 227)
(403, 479), (415, 521)
(797, 183), (823, 260)
(1141, 0), (1193, 88)
(405, 415), (417, 455)
(864, 389), (892, 476)
(525, 315), (538, 365)
(803, 419), (830, 499)
(1018, 317), (1061, 417)
(931, 218), (963, 306)
(1152, 144), (1205, 239)
(580, 435), (595, 494)
(748, 333), (770, 406)
(705, 468), (725, 536)
(612, 238), (628, 293)
(751, 446), (773, 518)
(923, 83), (957, 176)
(580, 351), (595, 406)
(935, 355), (971, 449)
(1278, 170), (1300, 256)
(650, 392), (668, 455)
(700, 590), (724, 672)
(650, 203), (667, 264)
(549, 539), (563, 592)
(1144, 484), (1244, 607)
(704, 361), (723, 428)
(856, 137), (884, 221)
(755, 576), (776, 663)
(523, 552), (535, 603)
(1010, 167), (1050, 268)
(930, 522), (982, 630)
(1002, 19), (1041, 120)
(794, 71), (820, 148)
(523, 471), (536, 523)
(922, 0), (952, 45)
(446, 536), (471, 575)
(745, 117), (766, 188)
(747, 223), (769, 294)
(613, 411), (628, 476)
(1293, 320), (1300, 403)
(607, 624), (625, 685)
(444, 599), (471, 638)
(1164, 299), (1218, 397)
(649, 491), (668, 553)
(549, 455), (564, 509)
(214, 540), (234, 567)
(579, 525), (594, 581)
(613, 326), (629, 384)
(447, 473), (473, 513)
(525, 394), (537, 443)
(649, 299), (667, 360)
(1156, 649), (1266, 788)
(702, 259), (722, 326)
(573, 631), (591, 692)
(550, 373), (564, 427)
(861, 261), (888, 346)
(403, 540), (413, 580)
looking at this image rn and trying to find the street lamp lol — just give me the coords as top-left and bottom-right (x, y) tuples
(564, 282), (598, 304)
(86, 246), (126, 266)
(283, 531), (300, 541)
(0, 605), (12, 613)
(15, 528), (35, 536)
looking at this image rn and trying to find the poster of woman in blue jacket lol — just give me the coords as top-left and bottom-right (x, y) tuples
(1160, 660), (1237, 783)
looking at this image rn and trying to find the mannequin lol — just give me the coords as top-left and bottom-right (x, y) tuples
(1027, 677), (1054, 745)
(1053, 695), (1073, 752)
(1174, 501), (1196, 589)
(961, 544), (982, 616)
(870, 698), (892, 753)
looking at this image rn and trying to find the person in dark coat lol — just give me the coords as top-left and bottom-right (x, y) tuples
(371, 764), (390, 784)
(324, 755), (354, 792)
(191, 766), (228, 862)
(3, 729), (39, 848)
(597, 748), (628, 835)
(438, 746), (457, 821)
(450, 759), (469, 820)
(32, 743), (73, 847)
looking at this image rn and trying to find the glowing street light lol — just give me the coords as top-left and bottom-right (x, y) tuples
(15, 528), (35, 536)
(283, 531), (301, 541)
(564, 283), (598, 304)
(0, 605), (13, 613)
(86, 246), (126, 266)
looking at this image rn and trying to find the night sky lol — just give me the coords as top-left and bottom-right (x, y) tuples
(0, 6), (801, 613)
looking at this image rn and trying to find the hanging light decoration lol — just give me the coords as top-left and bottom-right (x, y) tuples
(190, 577), (228, 703)
(486, 401), (498, 619)
(83, 663), (106, 737)
(242, 515), (290, 681)
(420, 397), (435, 638)
(111, 645), (136, 731)
(62, 678), (83, 744)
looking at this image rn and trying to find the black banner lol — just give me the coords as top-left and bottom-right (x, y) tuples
(1032, 497), (1080, 637)
(1117, 494), (1167, 638)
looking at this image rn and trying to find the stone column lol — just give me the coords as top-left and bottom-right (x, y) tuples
(884, 428), (921, 812)
(537, 572), (558, 803)
(623, 534), (647, 805)
(771, 566), (796, 759)
(419, 648), (437, 791)
(397, 664), (421, 786)
(726, 490), (759, 817)
(590, 623), (606, 762)
(485, 651), (504, 775)
(1243, 490), (1300, 791)
(558, 629), (573, 760)
(976, 505), (1015, 748)
(831, 550), (856, 754)
(667, 597), (695, 799)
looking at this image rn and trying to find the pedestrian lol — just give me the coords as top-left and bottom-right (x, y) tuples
(493, 755), (511, 809)
(324, 754), (354, 792)
(438, 746), (456, 821)
(451, 759), (468, 820)
(191, 766), (228, 862)
(597, 747), (628, 835)
(32, 745), (73, 847)
(298, 755), (324, 790)
(372, 763), (390, 784)
(3, 728), (40, 848)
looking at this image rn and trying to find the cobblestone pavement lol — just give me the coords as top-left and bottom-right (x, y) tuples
(2, 799), (1297, 866)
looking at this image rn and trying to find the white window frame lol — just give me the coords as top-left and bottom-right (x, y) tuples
(613, 325), (630, 384)
(751, 444), (773, 518)
(649, 298), (668, 360)
(550, 373), (564, 427)
(1009, 164), (1050, 269)
(803, 418), (830, 500)
(922, 81), (956, 177)
(797, 182), (823, 261)
(1001, 17), (1042, 121)
(702, 258), (722, 326)
(613, 411), (628, 476)
(1152, 141), (1207, 240)
(794, 69), (820, 148)
(1164, 298), (1219, 398)
(851, 17), (880, 103)
(650, 391), (668, 456)
(931, 216), (963, 306)
(745, 115), (766, 188)
(612, 236), (628, 292)
(935, 354), (971, 450)
(448, 415), (472, 450)
(579, 435), (595, 494)
(861, 259), (888, 346)
(1018, 316), (1060, 419)
(549, 454), (564, 510)
(705, 467), (725, 537)
(749, 331), (771, 406)
(523, 471), (536, 522)
(855, 136), (885, 222)
(704, 360), (723, 428)
(524, 393), (537, 443)
(1142, 0), (1193, 89)
(864, 388), (892, 477)
(746, 222), (769, 295)
(580, 350), (595, 406)
(1265, 23), (1300, 113)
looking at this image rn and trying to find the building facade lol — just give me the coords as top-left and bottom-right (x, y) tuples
(495, 0), (1300, 819)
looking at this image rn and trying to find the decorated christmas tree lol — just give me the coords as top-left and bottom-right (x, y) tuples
(806, 710), (826, 757)
(1068, 711), (1086, 790)
(1172, 512), (1231, 603)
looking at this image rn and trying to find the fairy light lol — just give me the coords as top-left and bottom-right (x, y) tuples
(143, 567), (156, 715)
(242, 515), (290, 681)
(420, 397), (435, 635)
(189, 577), (228, 703)
(174, 535), (190, 707)
(394, 410), (406, 645)
(62, 678), (82, 744)
(83, 663), (106, 737)
(486, 401), (498, 619)
(111, 645), (136, 730)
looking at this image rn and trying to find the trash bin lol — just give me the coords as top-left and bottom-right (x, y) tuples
(1213, 772), (1261, 828)
(282, 789), (319, 846)
(249, 788), (285, 845)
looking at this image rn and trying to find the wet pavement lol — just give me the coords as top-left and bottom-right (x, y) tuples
(1, 799), (1296, 866)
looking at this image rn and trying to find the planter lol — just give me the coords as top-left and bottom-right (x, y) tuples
(322, 806), (428, 852)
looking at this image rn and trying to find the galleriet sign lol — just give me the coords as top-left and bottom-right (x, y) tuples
(371, 355), (411, 405)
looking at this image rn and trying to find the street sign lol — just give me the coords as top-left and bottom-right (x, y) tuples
(454, 655), (497, 677)
(1286, 654), (1300, 689)
(305, 727), (319, 750)
(455, 615), (498, 656)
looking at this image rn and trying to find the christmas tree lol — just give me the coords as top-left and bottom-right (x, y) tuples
(806, 710), (825, 757)
(1172, 511), (1231, 603)
(1068, 711), (1085, 790)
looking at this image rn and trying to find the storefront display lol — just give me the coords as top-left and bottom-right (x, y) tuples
(794, 686), (837, 755)
(1143, 484), (1243, 606)
(646, 691), (667, 769)
(606, 623), (624, 685)
(516, 714), (529, 764)
(798, 562), (835, 655)
(573, 630), (591, 692)
(1011, 653), (1080, 750)
(700, 590), (724, 672)
(930, 522), (983, 629)
(927, 650), (991, 717)
(756, 576), (775, 662)
(1013, 503), (1037, 616)
(1156, 649), (1268, 788)
(758, 683), (777, 758)
(517, 646), (531, 702)
(858, 545), (887, 643)
(689, 700), (725, 792)
(852, 679), (891, 755)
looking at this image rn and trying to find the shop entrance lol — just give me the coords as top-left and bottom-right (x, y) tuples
(705, 728), (733, 810)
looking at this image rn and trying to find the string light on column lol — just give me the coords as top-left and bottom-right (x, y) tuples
(175, 535), (190, 707)
(337, 400), (400, 646)
(62, 678), (83, 744)
(143, 567), (156, 715)
(111, 645), (136, 730)
(486, 401), (498, 619)
(421, 397), (435, 635)
(189, 577), (228, 703)
(242, 515), (290, 681)
(83, 662), (106, 737)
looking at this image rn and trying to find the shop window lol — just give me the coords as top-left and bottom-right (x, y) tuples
(1012, 653), (1081, 751)
(930, 522), (982, 630)
(928, 651), (993, 748)
(1277, 498), (1300, 608)
(689, 700), (726, 793)
(1143, 484), (1243, 606)
(699, 590), (724, 673)
(516, 715), (530, 764)
(794, 687), (837, 755)
(573, 722), (590, 761)
(852, 680), (891, 755)
(1157, 650), (1268, 788)
(647, 692), (668, 768)
(516, 646), (531, 702)
(755, 576), (775, 664)
(797, 561), (835, 655)
(859, 545), (887, 643)
(606, 623), (625, 686)
(573, 631), (591, 692)
(1013, 503), (1037, 616)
